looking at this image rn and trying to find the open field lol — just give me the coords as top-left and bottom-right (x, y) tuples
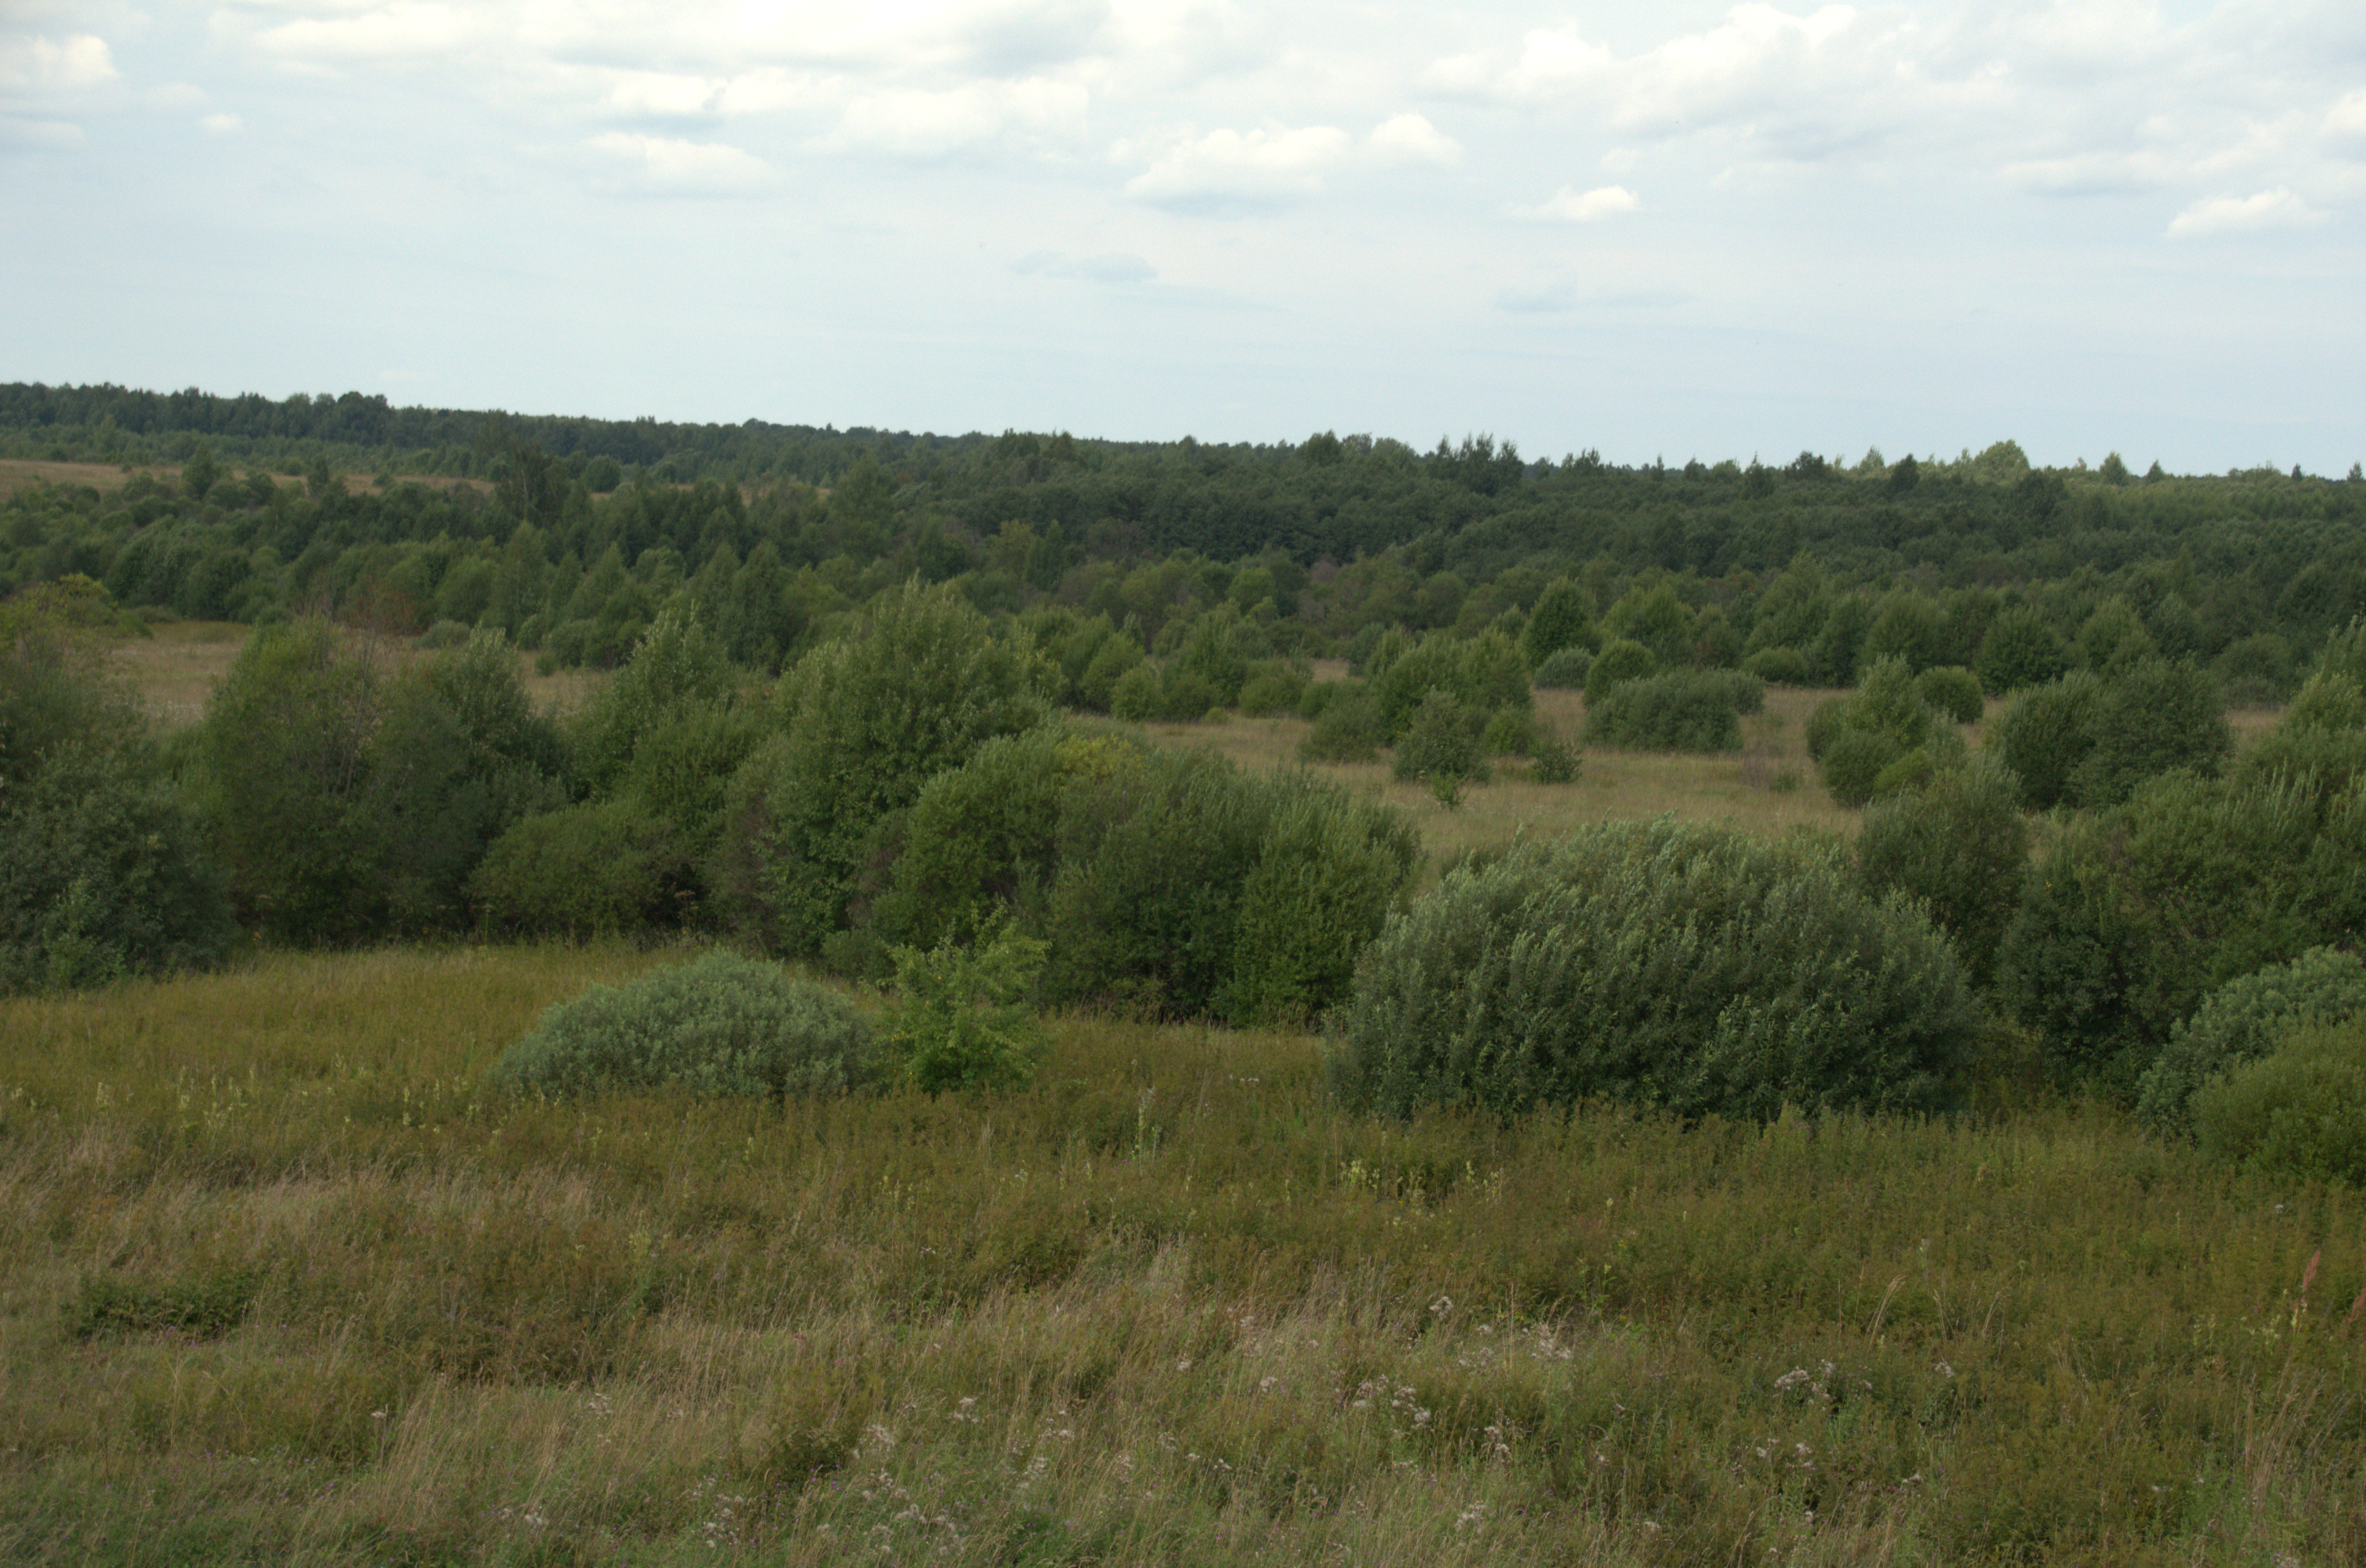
(1, 945), (2360, 1566)
(121, 621), (607, 729)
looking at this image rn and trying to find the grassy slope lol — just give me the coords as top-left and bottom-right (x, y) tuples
(3, 947), (2361, 1566)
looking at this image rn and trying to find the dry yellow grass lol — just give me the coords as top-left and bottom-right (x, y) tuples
(1145, 684), (1861, 867)
(118, 621), (609, 728)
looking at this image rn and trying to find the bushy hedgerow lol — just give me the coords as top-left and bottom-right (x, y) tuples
(490, 952), (878, 1101)
(2135, 947), (2366, 1133)
(469, 800), (694, 938)
(1582, 670), (1759, 752)
(1530, 646), (1593, 689)
(2191, 1021), (2366, 1187)
(1855, 756), (2030, 988)
(1332, 820), (1983, 1122)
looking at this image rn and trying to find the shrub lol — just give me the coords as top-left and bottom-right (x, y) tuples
(1074, 632), (1143, 712)
(2213, 633), (2296, 706)
(469, 801), (693, 937)
(1583, 638), (1656, 702)
(1520, 577), (1595, 667)
(717, 581), (1050, 955)
(1237, 663), (1306, 717)
(1479, 707), (1537, 756)
(1392, 688), (1490, 785)
(1975, 606), (2068, 694)
(2073, 659), (2232, 808)
(886, 923), (1050, 1095)
(1992, 671), (2103, 809)
(1810, 659), (1938, 806)
(418, 619), (472, 650)
(0, 588), (233, 991)
(1531, 646), (1592, 689)
(1532, 731), (1581, 784)
(1856, 756), (2030, 987)
(1583, 670), (1746, 752)
(1300, 684), (1383, 762)
(1742, 645), (1812, 686)
(569, 606), (739, 800)
(1333, 821), (1983, 1122)
(2135, 947), (2366, 1133)
(490, 952), (877, 1101)
(2191, 1021), (2366, 1187)
(1915, 665), (1985, 724)
(1223, 779), (1421, 1025)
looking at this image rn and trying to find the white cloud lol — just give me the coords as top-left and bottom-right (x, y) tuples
(1369, 112), (1458, 166)
(249, 4), (484, 63)
(1123, 124), (1353, 210)
(201, 111), (243, 133)
(821, 77), (1088, 158)
(2166, 187), (2323, 238)
(587, 131), (771, 194)
(1515, 184), (1638, 222)
(0, 33), (118, 93)
(0, 114), (85, 149)
(2327, 91), (2366, 154)
(599, 70), (725, 119)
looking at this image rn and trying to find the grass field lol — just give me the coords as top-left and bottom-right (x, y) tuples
(2, 946), (2360, 1566)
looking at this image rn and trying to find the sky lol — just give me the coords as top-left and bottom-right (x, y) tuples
(3, 0), (2362, 473)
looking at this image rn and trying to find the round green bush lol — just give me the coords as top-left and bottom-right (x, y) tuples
(1855, 756), (2029, 987)
(1391, 688), (1489, 784)
(1914, 666), (1985, 725)
(1991, 670), (2102, 809)
(491, 952), (877, 1101)
(1742, 645), (1812, 686)
(1583, 638), (1657, 703)
(1820, 728), (1904, 807)
(1531, 646), (1593, 690)
(1333, 820), (1983, 1122)
(2191, 1021), (2366, 1186)
(1582, 670), (1745, 752)
(1300, 684), (1382, 762)
(2135, 947), (2366, 1132)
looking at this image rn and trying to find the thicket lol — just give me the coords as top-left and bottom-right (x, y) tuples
(1581, 669), (1760, 751)
(1334, 821), (1983, 1122)
(2135, 946), (2366, 1133)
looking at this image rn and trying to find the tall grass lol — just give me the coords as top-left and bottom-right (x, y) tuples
(3, 946), (2362, 1564)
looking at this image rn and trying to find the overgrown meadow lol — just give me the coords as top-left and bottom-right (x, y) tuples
(3, 947), (2362, 1566)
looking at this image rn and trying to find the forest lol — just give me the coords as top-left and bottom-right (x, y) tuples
(3, 382), (2365, 1566)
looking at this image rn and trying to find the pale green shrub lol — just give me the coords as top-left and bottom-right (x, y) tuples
(2191, 1021), (2366, 1186)
(2136, 947), (2366, 1132)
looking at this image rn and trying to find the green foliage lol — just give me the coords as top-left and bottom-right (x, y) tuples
(1236, 661), (1306, 717)
(2074, 596), (2156, 671)
(1809, 656), (1939, 807)
(568, 604), (739, 800)
(2191, 1020), (2366, 1186)
(1532, 730), (1581, 784)
(2074, 658), (2232, 808)
(1992, 670), (2103, 809)
(1518, 576), (1594, 667)
(2136, 947), (2366, 1133)
(493, 951), (876, 1101)
(1855, 756), (2030, 987)
(0, 585), (233, 991)
(1582, 637), (1656, 702)
(1913, 664), (1985, 724)
(1582, 669), (1748, 752)
(885, 922), (1050, 1094)
(467, 800), (692, 938)
(1740, 645), (1811, 685)
(1478, 705), (1536, 756)
(720, 580), (1050, 955)
(1391, 688), (1490, 785)
(1227, 781), (1422, 1024)
(1996, 767), (2366, 1087)
(1529, 645), (1592, 689)
(2213, 632), (2297, 706)
(1298, 682), (1383, 762)
(1334, 820), (1983, 1122)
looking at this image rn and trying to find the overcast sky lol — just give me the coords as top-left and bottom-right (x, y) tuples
(4, 0), (2361, 472)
